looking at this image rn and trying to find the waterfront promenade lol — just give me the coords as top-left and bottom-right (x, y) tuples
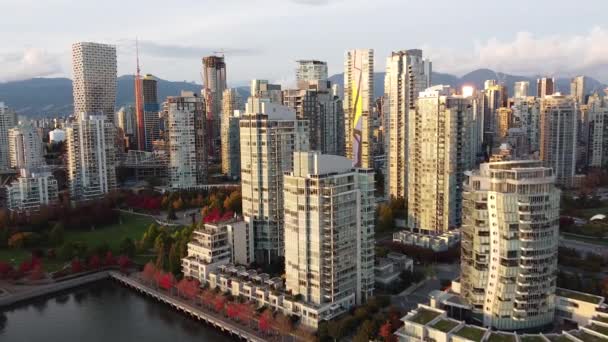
(110, 272), (271, 342)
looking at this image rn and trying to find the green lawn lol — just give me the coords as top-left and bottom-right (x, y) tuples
(411, 308), (441, 325)
(487, 333), (516, 342)
(454, 326), (486, 342)
(430, 319), (459, 333)
(561, 233), (608, 246)
(64, 212), (155, 251)
(557, 288), (603, 304)
(520, 336), (547, 342)
(0, 212), (155, 272)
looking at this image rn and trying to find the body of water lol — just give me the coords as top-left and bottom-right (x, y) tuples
(0, 280), (233, 342)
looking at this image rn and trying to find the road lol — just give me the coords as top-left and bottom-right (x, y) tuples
(559, 236), (608, 256)
(391, 263), (460, 312)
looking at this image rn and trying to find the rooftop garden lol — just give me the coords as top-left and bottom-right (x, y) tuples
(570, 330), (608, 342)
(410, 308), (441, 325)
(589, 324), (608, 336)
(594, 316), (608, 324)
(454, 326), (486, 342)
(557, 288), (603, 304)
(429, 319), (459, 333)
(487, 332), (516, 342)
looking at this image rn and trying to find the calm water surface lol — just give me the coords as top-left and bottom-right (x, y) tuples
(0, 280), (234, 342)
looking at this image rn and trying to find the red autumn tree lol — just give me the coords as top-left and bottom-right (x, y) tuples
(238, 303), (255, 323)
(183, 279), (200, 299)
(226, 303), (239, 318)
(379, 321), (395, 342)
(104, 251), (116, 266)
(29, 264), (44, 281)
(142, 262), (156, 283)
(18, 259), (33, 273)
(159, 272), (175, 290)
(71, 258), (83, 273)
(213, 294), (226, 312)
(258, 309), (273, 333)
(117, 255), (131, 270)
(89, 254), (101, 269)
(0, 261), (14, 278)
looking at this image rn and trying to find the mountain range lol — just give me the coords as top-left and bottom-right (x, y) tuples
(1, 70), (606, 117)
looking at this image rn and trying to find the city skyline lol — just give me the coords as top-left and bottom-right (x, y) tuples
(2, 0), (608, 85)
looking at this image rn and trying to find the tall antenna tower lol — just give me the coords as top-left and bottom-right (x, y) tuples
(135, 38), (145, 151)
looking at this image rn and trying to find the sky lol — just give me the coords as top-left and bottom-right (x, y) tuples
(1, 0), (608, 86)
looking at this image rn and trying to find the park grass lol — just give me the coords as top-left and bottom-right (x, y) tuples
(0, 212), (155, 272)
(64, 212), (155, 251)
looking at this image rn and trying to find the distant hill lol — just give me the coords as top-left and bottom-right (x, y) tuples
(0, 75), (202, 117)
(1, 69), (606, 117)
(329, 69), (607, 99)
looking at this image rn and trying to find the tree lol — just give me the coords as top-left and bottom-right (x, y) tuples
(377, 204), (394, 233)
(213, 294), (226, 312)
(104, 251), (116, 266)
(379, 321), (395, 342)
(142, 262), (156, 283)
(29, 264), (44, 281)
(258, 309), (273, 333)
(117, 255), (131, 270)
(88, 255), (101, 269)
(159, 272), (175, 290)
(275, 313), (293, 337)
(354, 320), (375, 342)
(141, 224), (160, 250)
(224, 190), (242, 214)
(71, 258), (83, 273)
(49, 223), (65, 246)
(118, 237), (136, 257)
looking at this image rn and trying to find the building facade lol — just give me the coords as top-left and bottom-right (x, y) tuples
(6, 169), (58, 212)
(537, 77), (555, 98)
(72, 42), (117, 121)
(513, 81), (529, 98)
(540, 95), (577, 187)
(283, 80), (344, 155)
(143, 74), (160, 151)
(251, 79), (282, 104)
(8, 124), (45, 170)
(585, 93), (608, 168)
(221, 89), (243, 179)
(511, 97), (541, 153)
(295, 60), (328, 84)
(384, 49), (432, 200)
(66, 114), (117, 201)
(202, 56), (227, 154)
(570, 76), (586, 104)
(461, 161), (560, 330)
(0, 102), (17, 171)
(166, 91), (207, 189)
(408, 86), (472, 235)
(284, 151), (375, 310)
(240, 97), (309, 264)
(344, 49), (374, 168)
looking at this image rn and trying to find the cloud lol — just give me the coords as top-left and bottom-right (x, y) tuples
(0, 48), (62, 82)
(290, 0), (334, 5)
(426, 27), (608, 80)
(118, 40), (261, 59)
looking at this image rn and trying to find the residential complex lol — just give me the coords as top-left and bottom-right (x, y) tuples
(284, 151), (375, 308)
(408, 85), (472, 235)
(251, 79), (282, 104)
(202, 56), (227, 154)
(540, 94), (577, 187)
(570, 76), (586, 104)
(384, 49), (431, 200)
(142, 74), (160, 151)
(584, 92), (608, 167)
(513, 81), (529, 98)
(344, 49), (374, 168)
(461, 161), (560, 330)
(0, 102), (17, 171)
(221, 88), (243, 179)
(6, 168), (58, 212)
(239, 97), (309, 264)
(66, 113), (117, 201)
(72, 42), (117, 121)
(8, 124), (45, 170)
(283, 78), (344, 155)
(537, 77), (555, 98)
(166, 91), (207, 189)
(295, 60), (328, 84)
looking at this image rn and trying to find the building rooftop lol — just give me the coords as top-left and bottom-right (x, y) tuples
(487, 332), (516, 342)
(519, 336), (547, 342)
(429, 318), (459, 333)
(557, 288), (604, 304)
(453, 325), (486, 342)
(410, 308), (441, 325)
(569, 330), (608, 342)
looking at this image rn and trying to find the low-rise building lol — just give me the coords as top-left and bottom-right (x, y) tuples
(555, 288), (606, 327)
(6, 168), (58, 212)
(393, 229), (461, 252)
(181, 219), (253, 283)
(375, 253), (414, 287)
(204, 264), (347, 328)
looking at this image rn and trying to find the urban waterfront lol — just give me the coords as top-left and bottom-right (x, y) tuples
(0, 280), (232, 342)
